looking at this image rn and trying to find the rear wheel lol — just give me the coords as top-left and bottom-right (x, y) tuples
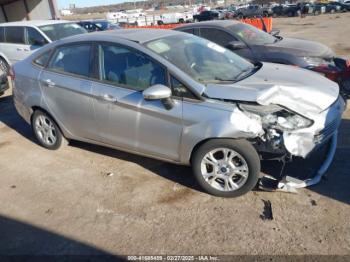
(192, 139), (260, 197)
(31, 110), (66, 150)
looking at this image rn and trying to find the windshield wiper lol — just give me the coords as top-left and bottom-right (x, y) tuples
(214, 77), (237, 82)
(213, 64), (261, 83)
(214, 68), (252, 82)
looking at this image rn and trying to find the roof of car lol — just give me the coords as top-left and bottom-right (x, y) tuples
(62, 29), (184, 44)
(0, 20), (73, 27)
(176, 20), (241, 29)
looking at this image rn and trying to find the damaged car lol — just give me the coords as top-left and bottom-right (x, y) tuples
(175, 21), (350, 97)
(12, 30), (345, 197)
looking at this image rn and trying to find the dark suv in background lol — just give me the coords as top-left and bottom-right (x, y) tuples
(193, 10), (220, 22)
(78, 20), (121, 32)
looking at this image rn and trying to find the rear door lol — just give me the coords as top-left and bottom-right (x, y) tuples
(91, 43), (183, 160)
(2, 27), (28, 64)
(39, 43), (96, 139)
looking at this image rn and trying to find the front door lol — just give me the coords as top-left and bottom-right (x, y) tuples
(91, 43), (183, 161)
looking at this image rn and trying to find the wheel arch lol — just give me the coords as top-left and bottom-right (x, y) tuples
(31, 106), (70, 140)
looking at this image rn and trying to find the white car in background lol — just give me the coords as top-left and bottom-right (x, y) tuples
(158, 12), (193, 25)
(0, 20), (87, 74)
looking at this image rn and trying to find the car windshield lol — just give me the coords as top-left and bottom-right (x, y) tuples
(145, 34), (254, 84)
(230, 23), (277, 45)
(39, 23), (87, 41)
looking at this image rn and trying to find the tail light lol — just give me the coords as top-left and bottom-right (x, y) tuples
(8, 67), (15, 81)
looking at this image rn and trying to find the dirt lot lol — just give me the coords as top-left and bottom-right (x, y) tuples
(0, 13), (350, 257)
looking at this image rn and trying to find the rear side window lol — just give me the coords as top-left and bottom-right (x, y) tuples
(33, 50), (51, 67)
(200, 28), (237, 47)
(5, 27), (25, 44)
(49, 44), (91, 77)
(0, 27), (4, 42)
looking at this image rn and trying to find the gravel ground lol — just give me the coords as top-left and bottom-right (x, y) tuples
(0, 13), (349, 257)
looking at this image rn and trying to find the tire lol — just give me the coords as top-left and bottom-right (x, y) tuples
(237, 13), (243, 19)
(178, 18), (185, 23)
(31, 110), (66, 150)
(192, 139), (260, 197)
(0, 57), (9, 75)
(157, 20), (164, 25)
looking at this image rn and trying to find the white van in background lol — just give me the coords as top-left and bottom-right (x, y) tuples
(0, 20), (87, 74)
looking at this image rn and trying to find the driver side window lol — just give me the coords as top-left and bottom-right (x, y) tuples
(98, 44), (167, 91)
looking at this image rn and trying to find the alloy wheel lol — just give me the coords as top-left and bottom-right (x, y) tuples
(34, 115), (57, 146)
(200, 148), (249, 192)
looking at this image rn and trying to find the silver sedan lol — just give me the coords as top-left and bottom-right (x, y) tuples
(12, 29), (345, 197)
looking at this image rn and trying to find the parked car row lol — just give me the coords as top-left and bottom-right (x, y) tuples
(195, 2), (350, 20)
(1, 19), (348, 198)
(272, 2), (350, 17)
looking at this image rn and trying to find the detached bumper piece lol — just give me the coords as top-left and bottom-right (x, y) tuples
(260, 132), (338, 193)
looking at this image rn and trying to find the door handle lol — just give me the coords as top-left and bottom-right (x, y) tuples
(17, 48), (24, 51)
(100, 94), (117, 103)
(44, 79), (56, 87)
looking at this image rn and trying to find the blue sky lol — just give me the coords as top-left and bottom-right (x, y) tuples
(58, 0), (125, 9)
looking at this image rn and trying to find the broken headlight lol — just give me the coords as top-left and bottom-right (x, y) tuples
(239, 104), (313, 131)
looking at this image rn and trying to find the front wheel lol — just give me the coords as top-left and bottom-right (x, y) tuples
(192, 139), (260, 197)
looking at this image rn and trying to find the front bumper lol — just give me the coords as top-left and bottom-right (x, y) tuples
(283, 95), (345, 158)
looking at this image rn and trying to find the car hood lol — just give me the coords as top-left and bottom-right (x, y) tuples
(204, 63), (339, 117)
(265, 37), (335, 59)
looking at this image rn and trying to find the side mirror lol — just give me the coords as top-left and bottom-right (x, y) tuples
(143, 84), (171, 100)
(226, 41), (246, 50)
(143, 85), (174, 110)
